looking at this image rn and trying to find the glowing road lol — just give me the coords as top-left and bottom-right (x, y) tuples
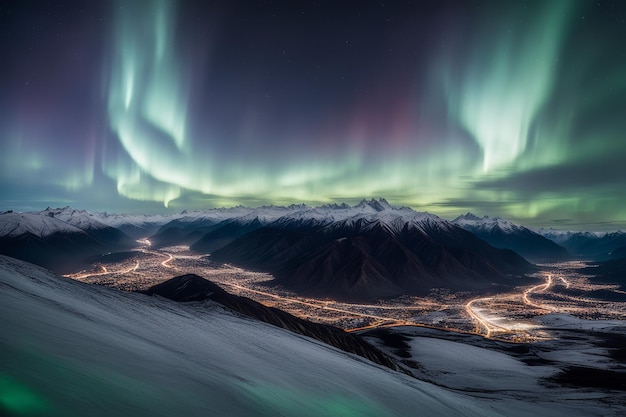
(135, 238), (177, 269)
(464, 297), (509, 338)
(522, 274), (554, 310)
(465, 272), (572, 339)
(66, 261), (139, 280)
(223, 281), (409, 328)
(139, 249), (176, 269)
(67, 246), (623, 339)
(65, 237), (173, 281)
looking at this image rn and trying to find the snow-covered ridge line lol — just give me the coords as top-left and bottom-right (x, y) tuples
(534, 228), (606, 242)
(452, 212), (521, 234)
(4, 203), (623, 239)
(2, 199), (450, 237)
(453, 212), (624, 239)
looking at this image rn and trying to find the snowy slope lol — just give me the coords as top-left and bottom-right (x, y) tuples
(364, 326), (625, 416)
(1, 254), (518, 417)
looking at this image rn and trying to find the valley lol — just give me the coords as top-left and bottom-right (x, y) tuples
(66, 241), (626, 342)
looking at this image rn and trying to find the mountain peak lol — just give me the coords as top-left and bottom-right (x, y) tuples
(452, 213), (520, 235)
(454, 212), (484, 222)
(355, 198), (393, 212)
(143, 273), (223, 302)
(287, 203), (309, 210)
(320, 202), (351, 210)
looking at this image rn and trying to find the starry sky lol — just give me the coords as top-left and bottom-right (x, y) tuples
(1, 0), (625, 229)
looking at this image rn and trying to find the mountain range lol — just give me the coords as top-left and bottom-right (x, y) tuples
(211, 209), (534, 300)
(452, 213), (568, 262)
(2, 200), (624, 298)
(536, 229), (626, 260)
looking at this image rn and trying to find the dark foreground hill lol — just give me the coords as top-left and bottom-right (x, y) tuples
(143, 274), (399, 371)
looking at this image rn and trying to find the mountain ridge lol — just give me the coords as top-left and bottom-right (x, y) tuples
(452, 213), (569, 262)
(212, 213), (535, 300)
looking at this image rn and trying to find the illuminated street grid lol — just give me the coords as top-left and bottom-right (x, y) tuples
(66, 241), (626, 341)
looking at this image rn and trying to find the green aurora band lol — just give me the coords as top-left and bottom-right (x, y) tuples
(2, 0), (625, 229)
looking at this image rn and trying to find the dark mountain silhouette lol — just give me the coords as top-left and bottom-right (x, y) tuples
(190, 217), (265, 253)
(580, 258), (626, 291)
(149, 218), (224, 247)
(212, 216), (535, 300)
(610, 245), (626, 260)
(143, 274), (400, 371)
(554, 231), (626, 260)
(0, 231), (108, 273)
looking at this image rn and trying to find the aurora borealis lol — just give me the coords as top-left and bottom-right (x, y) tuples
(1, 0), (625, 229)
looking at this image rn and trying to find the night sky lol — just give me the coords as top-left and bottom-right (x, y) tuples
(1, 0), (625, 229)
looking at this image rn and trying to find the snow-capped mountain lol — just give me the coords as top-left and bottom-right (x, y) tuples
(1, 201), (540, 295)
(7, 201), (608, 281)
(38, 206), (111, 230)
(0, 208), (134, 272)
(211, 208), (535, 300)
(0, 207), (133, 242)
(452, 213), (568, 262)
(149, 198), (432, 249)
(537, 228), (626, 260)
(267, 199), (437, 230)
(39, 206), (134, 247)
(0, 210), (87, 238)
(535, 228), (602, 245)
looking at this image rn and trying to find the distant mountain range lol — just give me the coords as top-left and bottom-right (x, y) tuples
(2, 200), (624, 297)
(452, 213), (568, 262)
(536, 228), (626, 261)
